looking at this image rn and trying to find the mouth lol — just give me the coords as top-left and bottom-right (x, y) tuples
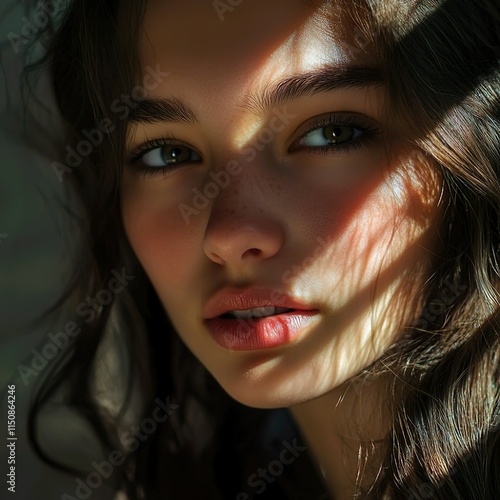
(203, 288), (319, 350)
(220, 306), (295, 319)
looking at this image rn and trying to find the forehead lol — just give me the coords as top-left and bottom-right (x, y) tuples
(140, 0), (371, 97)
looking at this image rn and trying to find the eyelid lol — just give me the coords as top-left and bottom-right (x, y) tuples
(125, 135), (203, 165)
(287, 111), (380, 151)
(286, 111), (380, 154)
(124, 111), (380, 179)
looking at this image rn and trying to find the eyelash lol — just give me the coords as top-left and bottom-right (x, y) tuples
(291, 114), (379, 155)
(126, 114), (380, 179)
(126, 136), (198, 179)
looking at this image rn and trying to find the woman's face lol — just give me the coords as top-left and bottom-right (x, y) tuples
(121, 0), (442, 408)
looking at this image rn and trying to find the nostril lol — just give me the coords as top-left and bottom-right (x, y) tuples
(242, 248), (263, 258)
(208, 252), (226, 265)
(203, 217), (285, 265)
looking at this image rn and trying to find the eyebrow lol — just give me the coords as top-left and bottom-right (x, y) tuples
(128, 65), (383, 125)
(242, 64), (383, 115)
(128, 97), (198, 125)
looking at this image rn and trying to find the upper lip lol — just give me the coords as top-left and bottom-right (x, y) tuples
(203, 287), (318, 319)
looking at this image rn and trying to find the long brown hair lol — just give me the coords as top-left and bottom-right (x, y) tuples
(22, 0), (499, 498)
(353, 0), (500, 497)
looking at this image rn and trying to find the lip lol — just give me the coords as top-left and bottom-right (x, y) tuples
(203, 288), (319, 350)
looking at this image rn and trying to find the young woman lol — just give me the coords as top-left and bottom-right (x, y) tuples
(23, 0), (499, 498)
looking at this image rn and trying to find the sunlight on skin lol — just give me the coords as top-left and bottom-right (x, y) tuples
(128, 1), (356, 154)
(229, 3), (352, 150)
(233, 35), (352, 149)
(231, 118), (265, 151)
(121, 1), (444, 497)
(236, 176), (440, 406)
(122, 0), (443, 407)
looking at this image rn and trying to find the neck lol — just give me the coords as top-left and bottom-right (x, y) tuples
(289, 377), (390, 499)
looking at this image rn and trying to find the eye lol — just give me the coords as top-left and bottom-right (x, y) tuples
(289, 113), (379, 155)
(126, 138), (203, 179)
(140, 144), (201, 168)
(299, 125), (363, 148)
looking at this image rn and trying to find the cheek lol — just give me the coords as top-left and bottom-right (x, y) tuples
(295, 158), (442, 313)
(121, 178), (199, 292)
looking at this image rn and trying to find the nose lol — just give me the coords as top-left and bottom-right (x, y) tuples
(202, 177), (285, 267)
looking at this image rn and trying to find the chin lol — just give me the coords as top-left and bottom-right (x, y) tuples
(225, 390), (298, 410)
(213, 371), (327, 410)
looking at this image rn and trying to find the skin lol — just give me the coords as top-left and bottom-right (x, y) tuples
(121, 0), (443, 496)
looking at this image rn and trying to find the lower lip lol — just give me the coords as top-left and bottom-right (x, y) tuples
(204, 310), (319, 350)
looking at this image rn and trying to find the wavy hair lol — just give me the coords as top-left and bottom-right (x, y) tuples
(356, 1), (500, 498)
(21, 0), (499, 498)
